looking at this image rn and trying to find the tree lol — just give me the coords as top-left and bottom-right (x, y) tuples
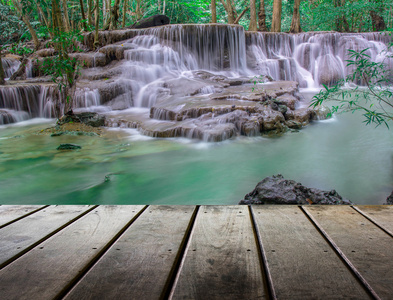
(311, 45), (393, 128)
(333, 0), (349, 32)
(370, 0), (386, 32)
(258, 0), (267, 31)
(220, 0), (236, 24)
(249, 0), (257, 31)
(11, 0), (40, 49)
(271, 0), (282, 32)
(289, 0), (301, 33)
(211, 0), (217, 23)
(79, 0), (88, 31)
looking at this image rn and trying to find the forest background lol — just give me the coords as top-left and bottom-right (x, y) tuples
(0, 0), (391, 49)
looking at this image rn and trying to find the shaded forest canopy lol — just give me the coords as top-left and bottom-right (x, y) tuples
(0, 0), (392, 46)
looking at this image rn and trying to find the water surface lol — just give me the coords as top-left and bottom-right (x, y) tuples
(0, 103), (392, 205)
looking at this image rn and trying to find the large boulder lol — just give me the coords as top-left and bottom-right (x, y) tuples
(240, 174), (352, 205)
(131, 15), (170, 29)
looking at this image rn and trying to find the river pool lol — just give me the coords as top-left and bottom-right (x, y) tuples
(0, 92), (392, 205)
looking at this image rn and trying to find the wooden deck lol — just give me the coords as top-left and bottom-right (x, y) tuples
(0, 205), (392, 300)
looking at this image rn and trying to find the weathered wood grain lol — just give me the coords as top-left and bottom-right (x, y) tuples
(0, 205), (94, 268)
(253, 205), (370, 300)
(305, 205), (393, 299)
(64, 205), (196, 300)
(171, 205), (267, 300)
(0, 205), (145, 300)
(354, 205), (393, 236)
(0, 205), (46, 228)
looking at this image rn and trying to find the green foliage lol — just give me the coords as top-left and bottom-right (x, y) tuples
(41, 31), (83, 111)
(7, 42), (34, 56)
(251, 75), (266, 92)
(311, 41), (393, 128)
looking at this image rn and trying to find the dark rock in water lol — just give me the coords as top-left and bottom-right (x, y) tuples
(240, 174), (352, 205)
(51, 131), (98, 137)
(131, 15), (170, 29)
(0, 110), (16, 125)
(385, 191), (393, 204)
(57, 144), (82, 150)
(57, 112), (105, 127)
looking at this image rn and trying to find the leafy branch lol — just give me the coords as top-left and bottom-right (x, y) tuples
(311, 41), (393, 128)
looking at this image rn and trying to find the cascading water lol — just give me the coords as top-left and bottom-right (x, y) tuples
(1, 25), (392, 129)
(246, 31), (392, 88)
(2, 57), (21, 79)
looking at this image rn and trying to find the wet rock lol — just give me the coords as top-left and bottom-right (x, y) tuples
(99, 43), (135, 61)
(239, 174), (352, 205)
(97, 80), (127, 104)
(35, 48), (56, 57)
(275, 93), (299, 110)
(385, 191), (393, 204)
(0, 110), (16, 124)
(311, 105), (331, 120)
(285, 120), (303, 129)
(57, 143), (82, 150)
(69, 52), (107, 68)
(285, 108), (312, 126)
(257, 106), (285, 132)
(57, 112), (105, 127)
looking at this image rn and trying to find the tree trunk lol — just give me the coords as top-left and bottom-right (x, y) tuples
(258, 0), (267, 31)
(0, 50), (5, 85)
(94, 0), (99, 48)
(211, 0), (217, 23)
(249, 0), (257, 31)
(220, 0), (235, 24)
(163, 0), (166, 14)
(271, 0), (282, 32)
(122, 0), (127, 27)
(109, 0), (121, 29)
(289, 0), (301, 33)
(11, 0), (41, 50)
(79, 0), (88, 30)
(88, 0), (94, 26)
(62, 0), (71, 32)
(234, 7), (249, 24)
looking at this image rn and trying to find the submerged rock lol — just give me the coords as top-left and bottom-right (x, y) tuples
(240, 174), (352, 205)
(57, 144), (82, 150)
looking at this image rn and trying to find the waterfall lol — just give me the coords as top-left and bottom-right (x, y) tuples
(1, 25), (391, 126)
(246, 31), (392, 88)
(2, 57), (21, 79)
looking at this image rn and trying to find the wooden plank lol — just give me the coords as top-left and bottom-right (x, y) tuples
(171, 205), (267, 300)
(305, 206), (393, 299)
(0, 205), (47, 228)
(354, 205), (393, 236)
(252, 206), (370, 300)
(0, 205), (94, 268)
(64, 205), (196, 300)
(0, 205), (146, 300)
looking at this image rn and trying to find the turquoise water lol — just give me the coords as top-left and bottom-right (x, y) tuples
(0, 105), (392, 205)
